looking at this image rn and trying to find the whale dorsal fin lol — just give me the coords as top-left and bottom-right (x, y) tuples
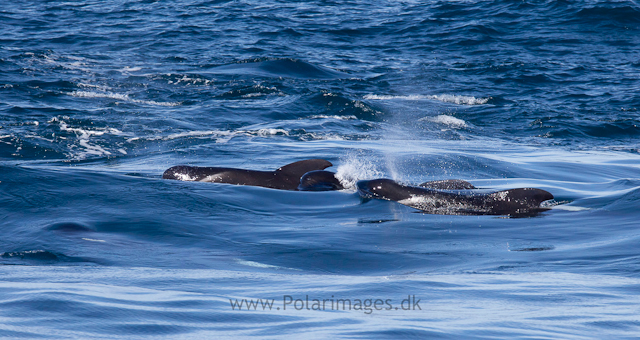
(276, 159), (333, 177)
(419, 179), (476, 190)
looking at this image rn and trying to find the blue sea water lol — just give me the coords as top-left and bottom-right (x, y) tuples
(2, 0), (640, 338)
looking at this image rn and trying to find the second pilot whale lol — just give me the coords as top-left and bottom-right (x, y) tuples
(357, 178), (554, 216)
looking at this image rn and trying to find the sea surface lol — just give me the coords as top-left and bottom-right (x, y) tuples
(2, 1), (640, 338)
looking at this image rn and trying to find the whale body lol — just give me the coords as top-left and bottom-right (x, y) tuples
(357, 178), (553, 216)
(163, 159), (333, 191)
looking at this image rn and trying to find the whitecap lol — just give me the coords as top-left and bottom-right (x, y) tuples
(236, 259), (300, 271)
(255, 128), (289, 136)
(69, 90), (180, 107)
(420, 115), (469, 128)
(164, 130), (235, 140)
(49, 117), (126, 159)
(364, 93), (489, 105)
(131, 127), (290, 144)
(307, 115), (357, 120)
(167, 74), (214, 86)
(82, 238), (107, 243)
(121, 66), (142, 72)
(78, 139), (111, 157)
(551, 205), (590, 211)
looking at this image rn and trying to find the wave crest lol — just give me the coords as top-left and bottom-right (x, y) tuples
(364, 94), (490, 105)
(69, 91), (181, 107)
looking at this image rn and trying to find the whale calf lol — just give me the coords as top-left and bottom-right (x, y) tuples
(357, 178), (553, 216)
(163, 159), (333, 190)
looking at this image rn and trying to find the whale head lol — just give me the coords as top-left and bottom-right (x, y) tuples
(356, 179), (411, 201)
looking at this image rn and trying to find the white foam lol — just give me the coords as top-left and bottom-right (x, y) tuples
(78, 139), (111, 157)
(82, 238), (106, 243)
(52, 117), (124, 137)
(77, 83), (101, 88)
(421, 115), (468, 128)
(552, 205), (590, 211)
(256, 128), (288, 136)
(164, 130), (234, 140)
(41, 54), (93, 73)
(77, 83), (112, 91)
(49, 117), (125, 159)
(305, 132), (347, 141)
(235, 259), (300, 271)
(364, 94), (490, 105)
(69, 91), (181, 107)
(121, 66), (142, 72)
(130, 127), (291, 144)
(307, 115), (357, 120)
(167, 75), (214, 86)
(0, 135), (12, 145)
(242, 92), (267, 98)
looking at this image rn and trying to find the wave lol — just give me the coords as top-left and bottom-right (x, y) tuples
(69, 91), (181, 107)
(216, 84), (284, 100)
(420, 115), (469, 129)
(575, 6), (640, 25)
(205, 58), (349, 80)
(46, 117), (129, 159)
(127, 127), (362, 144)
(165, 74), (215, 86)
(306, 115), (358, 120)
(307, 91), (384, 121)
(0, 250), (93, 264)
(364, 94), (490, 105)
(129, 127), (289, 143)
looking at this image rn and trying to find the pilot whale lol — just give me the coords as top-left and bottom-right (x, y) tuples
(163, 159), (333, 191)
(357, 178), (553, 216)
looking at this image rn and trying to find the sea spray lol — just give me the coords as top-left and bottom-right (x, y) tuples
(335, 151), (384, 190)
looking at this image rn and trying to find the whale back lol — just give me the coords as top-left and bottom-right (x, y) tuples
(419, 179), (476, 190)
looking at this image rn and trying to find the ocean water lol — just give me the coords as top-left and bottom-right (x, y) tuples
(2, 0), (640, 338)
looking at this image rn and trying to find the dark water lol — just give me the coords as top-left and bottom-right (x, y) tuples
(2, 1), (640, 338)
